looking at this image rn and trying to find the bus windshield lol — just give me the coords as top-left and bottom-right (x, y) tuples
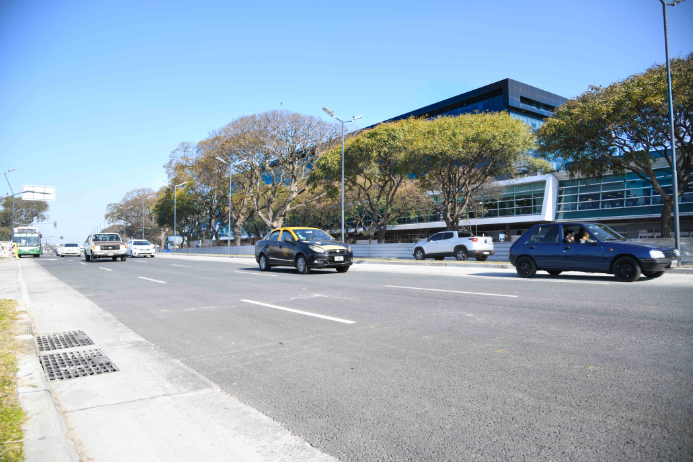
(14, 234), (39, 247)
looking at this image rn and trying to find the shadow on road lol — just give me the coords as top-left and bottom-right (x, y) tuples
(469, 272), (623, 283)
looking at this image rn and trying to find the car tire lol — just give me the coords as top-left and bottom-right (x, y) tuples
(91, 253), (98, 262)
(296, 255), (309, 274)
(613, 256), (642, 282)
(60, 255), (64, 258)
(258, 254), (271, 271)
(414, 248), (425, 261)
(121, 256), (127, 261)
(643, 270), (664, 279)
(476, 255), (488, 262)
(112, 256), (118, 261)
(434, 257), (444, 261)
(336, 267), (349, 273)
(455, 247), (468, 261)
(85, 254), (91, 262)
(547, 270), (563, 276)
(516, 256), (537, 278)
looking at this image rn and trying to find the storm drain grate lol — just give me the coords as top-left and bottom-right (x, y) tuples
(39, 349), (118, 381)
(19, 338), (36, 355)
(13, 321), (33, 336)
(35, 331), (94, 351)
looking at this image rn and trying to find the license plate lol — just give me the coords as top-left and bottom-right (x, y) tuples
(483, 252), (489, 255)
(334, 256), (344, 262)
(670, 260), (678, 268)
(107, 253), (113, 256)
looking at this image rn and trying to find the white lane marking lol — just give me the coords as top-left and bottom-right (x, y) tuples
(79, 262), (87, 266)
(135, 260), (148, 263)
(138, 277), (166, 284)
(385, 285), (518, 298)
(234, 271), (277, 277)
(171, 264), (191, 268)
(469, 275), (611, 285)
(240, 300), (355, 324)
(99, 267), (113, 272)
(67, 259), (73, 261)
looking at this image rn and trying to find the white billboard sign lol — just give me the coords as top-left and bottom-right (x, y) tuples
(22, 185), (55, 201)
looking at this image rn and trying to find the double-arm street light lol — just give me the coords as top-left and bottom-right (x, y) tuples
(4, 169), (16, 242)
(114, 205), (133, 240)
(322, 108), (363, 243)
(166, 181), (188, 252)
(216, 157), (248, 255)
(138, 193), (157, 239)
(660, 0), (684, 251)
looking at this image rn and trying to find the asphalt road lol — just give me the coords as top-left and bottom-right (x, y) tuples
(35, 253), (693, 461)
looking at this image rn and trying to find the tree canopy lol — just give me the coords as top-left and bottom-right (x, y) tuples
(0, 197), (49, 240)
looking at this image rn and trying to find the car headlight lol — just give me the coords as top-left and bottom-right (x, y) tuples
(308, 245), (326, 253)
(649, 250), (665, 259)
(673, 249), (680, 257)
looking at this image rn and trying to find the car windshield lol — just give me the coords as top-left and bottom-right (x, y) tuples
(292, 229), (335, 241)
(92, 234), (121, 242)
(133, 241), (150, 246)
(65, 244), (78, 247)
(584, 223), (626, 241)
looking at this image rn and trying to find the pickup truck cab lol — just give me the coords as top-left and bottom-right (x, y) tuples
(85, 233), (128, 262)
(413, 230), (495, 261)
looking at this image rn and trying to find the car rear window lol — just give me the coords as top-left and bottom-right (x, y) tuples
(65, 244), (78, 247)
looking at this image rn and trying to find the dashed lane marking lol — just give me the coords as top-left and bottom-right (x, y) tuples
(99, 267), (113, 272)
(79, 263), (87, 266)
(240, 300), (355, 324)
(234, 271), (277, 277)
(171, 264), (191, 268)
(385, 285), (518, 298)
(138, 277), (166, 284)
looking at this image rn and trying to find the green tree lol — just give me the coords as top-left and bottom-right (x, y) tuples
(536, 54), (693, 236)
(153, 185), (202, 248)
(410, 112), (541, 230)
(0, 197), (50, 240)
(310, 118), (421, 242)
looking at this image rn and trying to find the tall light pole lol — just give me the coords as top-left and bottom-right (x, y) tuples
(138, 194), (156, 239)
(114, 205), (133, 240)
(166, 181), (188, 252)
(322, 108), (363, 242)
(660, 0), (684, 251)
(216, 157), (248, 255)
(4, 169), (16, 242)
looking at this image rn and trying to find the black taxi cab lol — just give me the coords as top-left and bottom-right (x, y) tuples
(255, 227), (354, 274)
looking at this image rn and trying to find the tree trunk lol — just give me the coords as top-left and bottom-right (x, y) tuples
(660, 196), (674, 238)
(233, 221), (244, 247)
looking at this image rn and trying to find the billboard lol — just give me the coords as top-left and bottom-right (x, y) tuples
(167, 236), (183, 245)
(22, 185), (56, 201)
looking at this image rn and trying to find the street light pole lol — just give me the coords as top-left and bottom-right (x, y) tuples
(115, 205), (133, 240)
(166, 181), (188, 252)
(4, 169), (16, 242)
(216, 157), (248, 255)
(322, 108), (363, 243)
(660, 0), (683, 251)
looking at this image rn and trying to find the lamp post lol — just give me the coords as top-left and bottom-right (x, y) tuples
(166, 181), (188, 252)
(4, 169), (16, 242)
(138, 194), (156, 239)
(660, 0), (684, 251)
(216, 157), (248, 255)
(114, 205), (133, 240)
(322, 108), (363, 243)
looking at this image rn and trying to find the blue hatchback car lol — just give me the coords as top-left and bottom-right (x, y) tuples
(509, 222), (681, 282)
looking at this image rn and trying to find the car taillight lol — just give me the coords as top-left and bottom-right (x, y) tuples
(470, 238), (478, 242)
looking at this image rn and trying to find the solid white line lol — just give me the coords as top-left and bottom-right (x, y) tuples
(234, 271), (277, 277)
(138, 277), (166, 284)
(99, 267), (113, 272)
(79, 262), (87, 266)
(385, 285), (518, 298)
(171, 264), (191, 267)
(240, 300), (355, 324)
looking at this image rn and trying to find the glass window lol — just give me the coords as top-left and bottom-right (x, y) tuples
(499, 208), (514, 216)
(578, 193), (600, 210)
(527, 225), (559, 244)
(282, 232), (295, 243)
(579, 184), (601, 193)
(292, 229), (334, 241)
(267, 231), (280, 241)
(429, 233), (443, 241)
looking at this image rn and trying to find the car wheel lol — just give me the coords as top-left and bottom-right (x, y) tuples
(434, 257), (444, 261)
(476, 255), (488, 262)
(258, 254), (271, 271)
(516, 256), (537, 278)
(414, 248), (425, 260)
(296, 255), (309, 274)
(60, 255), (64, 258)
(643, 270), (664, 279)
(121, 256), (127, 261)
(336, 266), (349, 273)
(112, 256), (118, 261)
(547, 270), (563, 276)
(85, 254), (91, 262)
(455, 247), (468, 261)
(91, 253), (98, 262)
(613, 256), (642, 282)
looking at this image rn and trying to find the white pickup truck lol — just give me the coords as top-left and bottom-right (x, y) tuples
(412, 230), (495, 261)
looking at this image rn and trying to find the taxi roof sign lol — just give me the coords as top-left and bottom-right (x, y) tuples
(22, 185), (55, 201)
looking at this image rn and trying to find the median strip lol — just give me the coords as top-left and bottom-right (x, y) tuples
(385, 285), (518, 298)
(138, 277), (166, 284)
(240, 300), (355, 324)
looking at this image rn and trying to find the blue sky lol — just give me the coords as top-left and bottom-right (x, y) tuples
(1, 0), (692, 243)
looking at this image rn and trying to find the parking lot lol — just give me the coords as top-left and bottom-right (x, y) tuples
(34, 254), (693, 461)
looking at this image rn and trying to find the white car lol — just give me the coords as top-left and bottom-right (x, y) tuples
(413, 230), (496, 261)
(127, 240), (155, 258)
(58, 243), (81, 257)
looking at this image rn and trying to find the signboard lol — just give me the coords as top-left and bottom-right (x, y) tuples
(167, 236), (183, 245)
(22, 185), (55, 201)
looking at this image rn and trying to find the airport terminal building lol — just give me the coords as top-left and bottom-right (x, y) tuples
(373, 79), (693, 242)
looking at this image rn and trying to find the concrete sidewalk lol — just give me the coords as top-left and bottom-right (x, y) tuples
(0, 258), (336, 462)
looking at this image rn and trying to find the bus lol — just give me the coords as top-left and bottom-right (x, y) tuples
(13, 227), (42, 257)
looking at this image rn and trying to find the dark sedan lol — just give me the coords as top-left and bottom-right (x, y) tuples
(255, 227), (353, 274)
(509, 222), (681, 282)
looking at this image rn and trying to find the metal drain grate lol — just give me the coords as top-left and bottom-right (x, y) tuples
(39, 349), (118, 381)
(35, 331), (94, 351)
(13, 321), (33, 336)
(19, 338), (36, 355)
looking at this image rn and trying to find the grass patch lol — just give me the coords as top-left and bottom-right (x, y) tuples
(0, 300), (23, 462)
